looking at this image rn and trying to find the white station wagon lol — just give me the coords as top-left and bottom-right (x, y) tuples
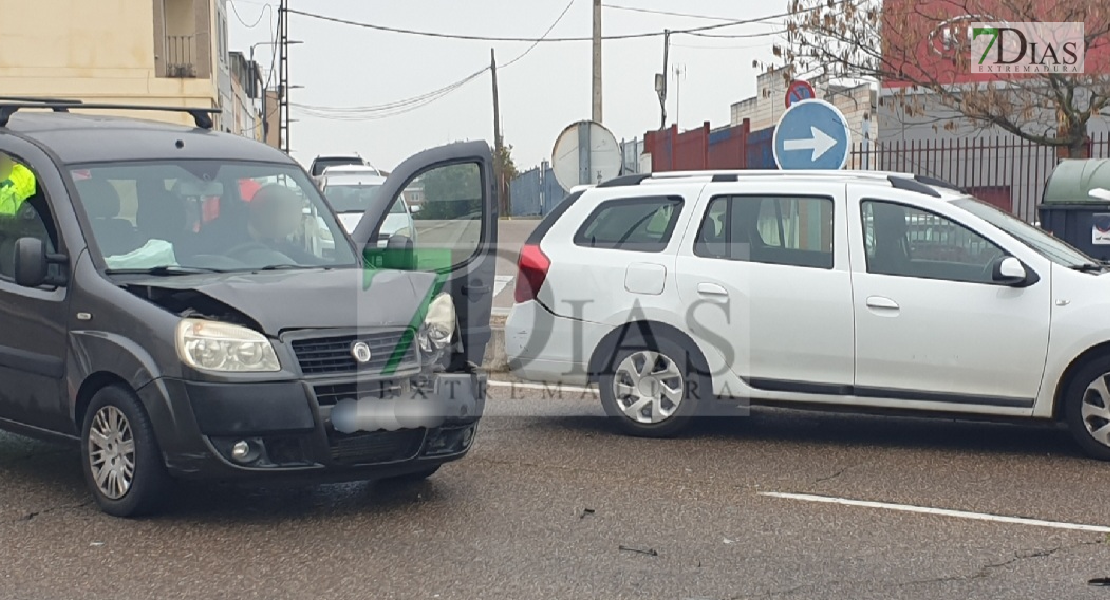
(505, 170), (1110, 460)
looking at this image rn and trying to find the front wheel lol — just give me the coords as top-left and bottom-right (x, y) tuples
(1064, 357), (1110, 461)
(598, 335), (709, 438)
(80, 385), (172, 517)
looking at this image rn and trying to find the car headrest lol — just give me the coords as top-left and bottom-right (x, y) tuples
(137, 191), (187, 239)
(75, 179), (122, 220)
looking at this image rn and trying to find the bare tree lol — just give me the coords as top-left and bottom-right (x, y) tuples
(780, 0), (1110, 157)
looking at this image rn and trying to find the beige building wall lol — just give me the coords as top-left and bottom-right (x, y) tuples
(0, 0), (221, 129)
(263, 89), (280, 149)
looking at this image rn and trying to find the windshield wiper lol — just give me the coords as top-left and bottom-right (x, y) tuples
(1069, 263), (1106, 273)
(256, 264), (306, 271)
(106, 265), (227, 276)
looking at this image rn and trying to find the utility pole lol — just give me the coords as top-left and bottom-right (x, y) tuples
(655, 30), (670, 129)
(592, 0), (602, 123)
(278, 0), (290, 154)
(673, 64), (686, 129)
(491, 49), (507, 217)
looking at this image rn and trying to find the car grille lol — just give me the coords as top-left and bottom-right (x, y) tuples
(313, 381), (404, 407)
(291, 331), (416, 375)
(328, 429), (426, 465)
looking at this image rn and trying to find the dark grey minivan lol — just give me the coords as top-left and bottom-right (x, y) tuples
(0, 100), (498, 517)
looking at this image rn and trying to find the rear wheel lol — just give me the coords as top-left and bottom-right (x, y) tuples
(1064, 356), (1110, 461)
(598, 334), (709, 437)
(81, 385), (171, 517)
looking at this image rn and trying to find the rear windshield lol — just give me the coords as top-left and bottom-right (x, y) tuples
(323, 184), (408, 214)
(311, 157), (362, 176)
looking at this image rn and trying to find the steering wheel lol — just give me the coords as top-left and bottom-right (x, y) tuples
(224, 241), (279, 260)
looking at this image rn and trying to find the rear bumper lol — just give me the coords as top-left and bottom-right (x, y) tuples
(504, 300), (606, 387)
(140, 371), (486, 482)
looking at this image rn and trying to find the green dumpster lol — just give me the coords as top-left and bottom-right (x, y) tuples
(1038, 158), (1110, 260)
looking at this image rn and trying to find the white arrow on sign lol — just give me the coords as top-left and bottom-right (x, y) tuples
(783, 126), (837, 162)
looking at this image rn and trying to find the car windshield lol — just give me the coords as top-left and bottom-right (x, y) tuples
(952, 197), (1096, 267)
(323, 183), (405, 214)
(69, 161), (359, 273)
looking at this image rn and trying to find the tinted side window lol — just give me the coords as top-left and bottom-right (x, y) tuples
(695, 195), (834, 269)
(861, 200), (1006, 283)
(574, 196), (683, 252)
(0, 155), (61, 282)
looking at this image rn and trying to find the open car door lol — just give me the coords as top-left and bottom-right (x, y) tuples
(351, 141), (499, 370)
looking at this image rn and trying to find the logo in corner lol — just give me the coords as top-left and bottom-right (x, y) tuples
(350, 341), (373, 364)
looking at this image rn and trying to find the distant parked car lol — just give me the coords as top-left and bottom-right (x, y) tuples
(309, 153), (372, 183)
(320, 168), (417, 246)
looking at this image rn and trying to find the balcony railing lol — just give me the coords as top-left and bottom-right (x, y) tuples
(165, 35), (197, 78)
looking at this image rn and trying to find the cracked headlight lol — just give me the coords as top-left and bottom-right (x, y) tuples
(176, 319), (281, 373)
(418, 293), (455, 355)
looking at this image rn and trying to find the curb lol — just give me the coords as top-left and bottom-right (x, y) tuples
(483, 325), (509, 373)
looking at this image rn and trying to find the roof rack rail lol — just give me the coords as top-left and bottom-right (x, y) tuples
(0, 96), (83, 105)
(912, 174), (965, 192)
(0, 102), (220, 129)
(887, 175), (942, 198)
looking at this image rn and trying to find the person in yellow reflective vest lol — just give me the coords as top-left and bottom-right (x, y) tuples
(0, 152), (36, 217)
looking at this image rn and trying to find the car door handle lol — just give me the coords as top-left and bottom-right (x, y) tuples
(463, 284), (492, 296)
(697, 283), (729, 297)
(865, 296), (899, 310)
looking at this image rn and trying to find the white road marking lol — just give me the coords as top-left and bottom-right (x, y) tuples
(493, 275), (513, 297)
(487, 380), (599, 395)
(760, 491), (1110, 533)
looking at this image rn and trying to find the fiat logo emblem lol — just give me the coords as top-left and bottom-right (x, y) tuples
(350, 341), (373, 363)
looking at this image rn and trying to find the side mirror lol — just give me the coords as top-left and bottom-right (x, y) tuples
(409, 204), (421, 214)
(992, 256), (1032, 286)
(14, 237), (48, 288)
(382, 234), (416, 270)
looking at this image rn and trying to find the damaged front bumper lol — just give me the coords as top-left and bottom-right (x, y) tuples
(142, 371), (486, 482)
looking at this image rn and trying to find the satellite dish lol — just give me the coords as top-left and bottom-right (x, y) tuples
(551, 120), (622, 190)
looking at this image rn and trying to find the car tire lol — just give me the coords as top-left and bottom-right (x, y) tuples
(386, 465), (441, 482)
(1063, 356), (1110, 461)
(598, 333), (710, 438)
(80, 385), (172, 518)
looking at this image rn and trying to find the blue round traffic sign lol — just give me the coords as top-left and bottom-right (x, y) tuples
(785, 80), (815, 108)
(772, 99), (851, 170)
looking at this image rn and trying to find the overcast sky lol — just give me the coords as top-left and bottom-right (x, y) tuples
(228, 0), (786, 171)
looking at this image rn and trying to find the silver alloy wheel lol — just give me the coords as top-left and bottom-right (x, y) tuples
(1082, 374), (1110, 447)
(613, 350), (685, 424)
(88, 406), (136, 500)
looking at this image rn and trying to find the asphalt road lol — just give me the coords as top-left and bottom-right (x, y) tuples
(3, 382), (1110, 599)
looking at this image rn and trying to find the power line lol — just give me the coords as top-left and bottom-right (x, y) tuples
(289, 0), (575, 122)
(501, 0), (576, 69)
(229, 0), (270, 29)
(291, 68), (489, 119)
(672, 39), (779, 51)
(285, 6), (808, 42)
(603, 3), (738, 22)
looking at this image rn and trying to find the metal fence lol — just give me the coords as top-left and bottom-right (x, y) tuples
(509, 161), (567, 217)
(850, 132), (1110, 222)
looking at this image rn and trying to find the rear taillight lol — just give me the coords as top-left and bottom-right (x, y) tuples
(514, 243), (550, 303)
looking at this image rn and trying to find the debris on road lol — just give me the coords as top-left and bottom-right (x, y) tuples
(618, 545), (658, 557)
